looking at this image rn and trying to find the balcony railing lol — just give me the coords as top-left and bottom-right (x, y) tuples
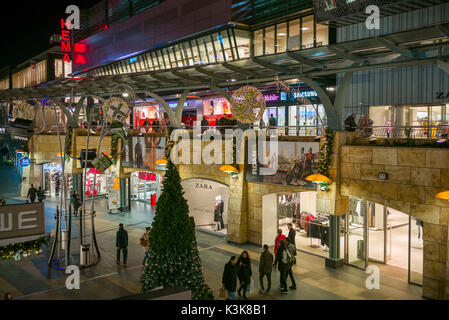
(354, 125), (449, 140)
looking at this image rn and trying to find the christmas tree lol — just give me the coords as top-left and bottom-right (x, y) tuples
(141, 160), (214, 300)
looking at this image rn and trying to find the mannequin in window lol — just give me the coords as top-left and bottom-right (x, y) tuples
(218, 195), (225, 230)
(416, 219), (423, 240)
(214, 196), (221, 231)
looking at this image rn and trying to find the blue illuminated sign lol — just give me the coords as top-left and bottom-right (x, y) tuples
(20, 157), (31, 167)
(128, 57), (138, 64)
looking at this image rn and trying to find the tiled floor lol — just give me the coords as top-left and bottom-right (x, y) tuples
(0, 168), (423, 300)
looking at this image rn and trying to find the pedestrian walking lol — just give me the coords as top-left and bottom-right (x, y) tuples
(274, 229), (286, 255)
(37, 187), (45, 203)
(259, 244), (273, 295)
(27, 184), (37, 203)
(71, 190), (81, 216)
(285, 238), (297, 290)
(274, 240), (293, 293)
(237, 251), (252, 299)
(222, 256), (238, 300)
(140, 227), (151, 265)
(116, 223), (129, 267)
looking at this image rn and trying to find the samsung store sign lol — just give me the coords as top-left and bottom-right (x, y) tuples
(264, 91), (318, 103)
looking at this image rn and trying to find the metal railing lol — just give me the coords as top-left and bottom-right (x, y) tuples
(355, 125), (449, 139)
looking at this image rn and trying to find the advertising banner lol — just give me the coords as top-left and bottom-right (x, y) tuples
(122, 136), (166, 170)
(246, 141), (320, 189)
(0, 203), (45, 240)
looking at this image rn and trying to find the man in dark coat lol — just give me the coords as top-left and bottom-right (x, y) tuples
(344, 114), (357, 131)
(37, 187), (45, 203)
(71, 191), (81, 216)
(116, 223), (129, 267)
(259, 245), (273, 295)
(222, 256), (238, 300)
(274, 240), (291, 293)
(27, 184), (37, 203)
(134, 139), (144, 168)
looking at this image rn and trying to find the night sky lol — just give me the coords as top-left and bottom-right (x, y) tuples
(0, 0), (99, 70)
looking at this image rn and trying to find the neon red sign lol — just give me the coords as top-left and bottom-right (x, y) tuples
(138, 172), (156, 181)
(61, 19), (71, 63)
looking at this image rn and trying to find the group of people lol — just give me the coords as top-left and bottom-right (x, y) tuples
(344, 113), (374, 136)
(114, 223), (152, 268)
(222, 224), (298, 299)
(26, 184), (45, 203)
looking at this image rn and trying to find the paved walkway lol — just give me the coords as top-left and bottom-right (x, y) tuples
(0, 168), (423, 300)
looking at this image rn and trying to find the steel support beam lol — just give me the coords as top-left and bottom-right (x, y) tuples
(252, 57), (290, 74)
(287, 52), (324, 69)
(222, 62), (255, 76)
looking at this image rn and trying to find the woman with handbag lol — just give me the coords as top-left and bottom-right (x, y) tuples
(222, 256), (238, 300)
(237, 251), (252, 299)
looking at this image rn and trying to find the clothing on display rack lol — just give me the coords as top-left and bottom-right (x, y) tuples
(306, 214), (330, 247)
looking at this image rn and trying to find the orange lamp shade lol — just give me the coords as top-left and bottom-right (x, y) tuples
(435, 191), (449, 200)
(57, 152), (65, 157)
(156, 159), (168, 166)
(305, 174), (332, 184)
(219, 165), (238, 173)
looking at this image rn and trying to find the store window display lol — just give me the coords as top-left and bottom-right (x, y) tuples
(131, 171), (161, 205)
(202, 99), (232, 126)
(181, 179), (230, 235)
(42, 163), (72, 197)
(83, 168), (114, 197)
(278, 192), (338, 258)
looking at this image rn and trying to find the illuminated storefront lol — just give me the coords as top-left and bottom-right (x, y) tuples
(131, 171), (162, 205)
(260, 89), (326, 136)
(202, 98), (232, 126)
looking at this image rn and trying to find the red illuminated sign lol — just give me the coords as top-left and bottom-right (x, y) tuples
(138, 172), (156, 181)
(61, 19), (71, 63)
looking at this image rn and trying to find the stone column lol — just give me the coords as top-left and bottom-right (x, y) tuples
(317, 132), (356, 268)
(423, 222), (449, 299)
(227, 164), (248, 244)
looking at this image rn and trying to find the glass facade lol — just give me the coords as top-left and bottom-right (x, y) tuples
(92, 27), (251, 77)
(254, 14), (329, 56)
(12, 60), (47, 89)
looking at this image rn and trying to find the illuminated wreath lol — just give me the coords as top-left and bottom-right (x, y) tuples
(13, 102), (35, 120)
(102, 97), (130, 124)
(230, 86), (266, 124)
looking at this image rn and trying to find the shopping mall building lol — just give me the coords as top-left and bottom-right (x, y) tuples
(2, 0), (449, 299)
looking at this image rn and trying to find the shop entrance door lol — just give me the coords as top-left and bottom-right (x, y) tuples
(345, 198), (368, 269)
(368, 203), (387, 264)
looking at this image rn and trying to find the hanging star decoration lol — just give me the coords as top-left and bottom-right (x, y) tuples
(229, 86), (266, 124)
(103, 97), (130, 124)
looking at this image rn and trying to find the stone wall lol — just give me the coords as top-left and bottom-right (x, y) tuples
(340, 145), (449, 224)
(339, 142), (449, 299)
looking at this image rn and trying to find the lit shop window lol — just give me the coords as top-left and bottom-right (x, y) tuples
(302, 15), (315, 49)
(254, 29), (264, 56)
(288, 19), (300, 51)
(55, 59), (64, 78)
(265, 25), (275, 55)
(253, 14), (328, 56)
(13, 60), (47, 89)
(276, 22), (287, 53)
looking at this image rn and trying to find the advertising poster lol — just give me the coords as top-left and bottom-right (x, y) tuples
(246, 141), (320, 189)
(123, 136), (166, 170)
